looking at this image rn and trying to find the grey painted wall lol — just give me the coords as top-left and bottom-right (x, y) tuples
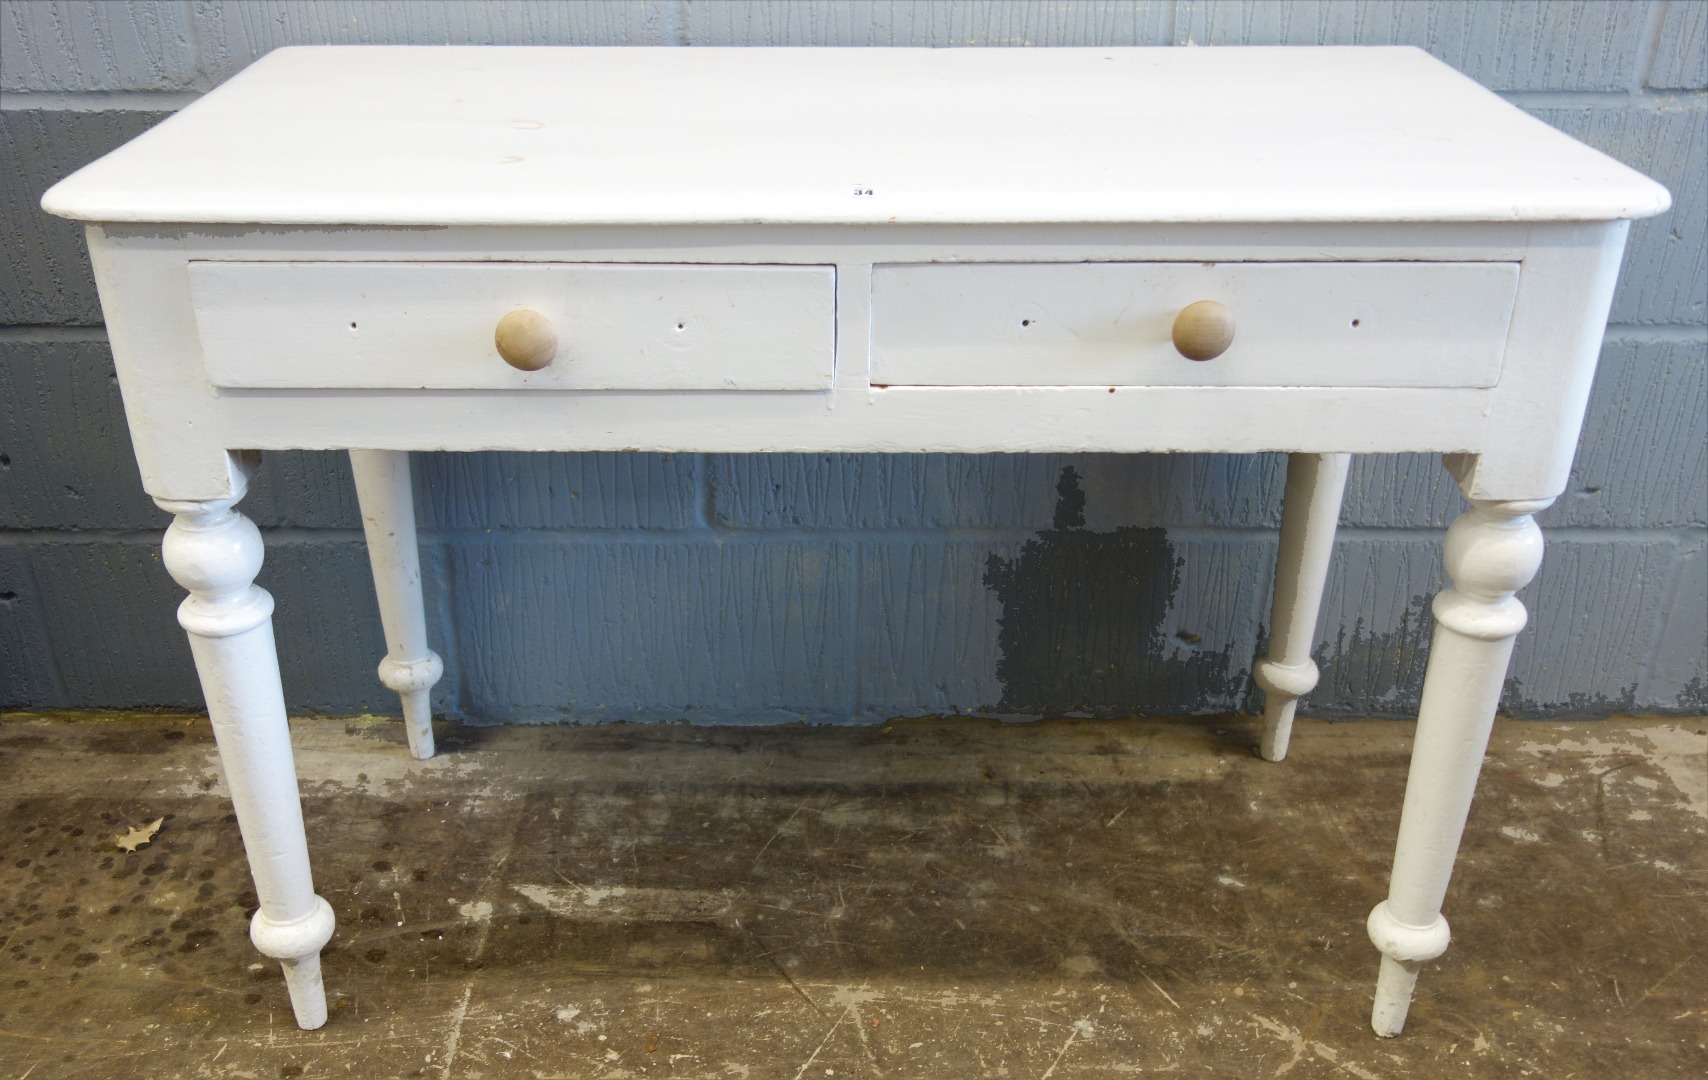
(1, 0), (1704, 724)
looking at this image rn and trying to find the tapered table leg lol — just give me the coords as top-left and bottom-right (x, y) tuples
(1255, 452), (1351, 762)
(349, 449), (442, 760)
(157, 479), (335, 1030)
(1366, 491), (1551, 1036)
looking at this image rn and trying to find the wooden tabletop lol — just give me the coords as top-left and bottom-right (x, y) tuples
(44, 45), (1670, 227)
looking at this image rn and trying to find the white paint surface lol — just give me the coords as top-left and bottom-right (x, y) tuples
(42, 46), (1669, 225)
(192, 261), (837, 391)
(1256, 453), (1351, 761)
(872, 262), (1519, 388)
(45, 43), (1672, 1042)
(349, 449), (440, 759)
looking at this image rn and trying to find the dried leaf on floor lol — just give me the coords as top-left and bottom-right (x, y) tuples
(114, 817), (164, 852)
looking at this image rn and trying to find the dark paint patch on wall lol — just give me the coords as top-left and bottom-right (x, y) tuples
(1311, 590), (1650, 720)
(1311, 597), (1434, 719)
(983, 467), (1242, 717)
(1679, 678), (1708, 711)
(1502, 677), (1638, 720)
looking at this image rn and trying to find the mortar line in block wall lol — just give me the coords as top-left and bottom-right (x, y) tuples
(1634, 0), (1670, 97)
(848, 533), (868, 723)
(184, 0), (207, 96)
(0, 326), (109, 342)
(0, 527), (363, 547)
(1631, 515), (1689, 697)
(1325, 525), (1699, 545)
(17, 545), (71, 703)
(1603, 324), (1708, 343)
(2, 525), (1701, 549)
(1498, 87), (1705, 110)
(0, 89), (200, 112)
(695, 452), (714, 530)
(430, 526), (474, 724)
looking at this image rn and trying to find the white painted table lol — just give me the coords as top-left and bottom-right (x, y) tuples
(44, 46), (1669, 1036)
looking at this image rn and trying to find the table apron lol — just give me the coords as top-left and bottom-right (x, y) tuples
(85, 220), (1625, 504)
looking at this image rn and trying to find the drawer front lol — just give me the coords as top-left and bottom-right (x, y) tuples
(871, 261), (1519, 388)
(190, 261), (836, 390)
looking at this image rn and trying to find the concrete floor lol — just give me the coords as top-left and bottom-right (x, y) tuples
(0, 713), (1703, 1079)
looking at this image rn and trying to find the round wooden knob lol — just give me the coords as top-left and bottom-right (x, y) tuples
(494, 308), (557, 371)
(1171, 300), (1236, 361)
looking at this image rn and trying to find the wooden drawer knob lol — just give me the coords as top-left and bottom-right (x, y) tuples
(1172, 300), (1235, 361)
(494, 308), (557, 371)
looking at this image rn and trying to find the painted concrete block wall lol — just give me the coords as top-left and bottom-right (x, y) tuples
(2, 1), (1704, 722)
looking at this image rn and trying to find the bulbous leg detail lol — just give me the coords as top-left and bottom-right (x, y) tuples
(251, 897), (338, 1029)
(1256, 452), (1350, 761)
(159, 478), (335, 1030)
(1368, 491), (1550, 1036)
(350, 450), (441, 759)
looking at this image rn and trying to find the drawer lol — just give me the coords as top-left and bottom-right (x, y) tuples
(189, 261), (836, 390)
(871, 261), (1519, 388)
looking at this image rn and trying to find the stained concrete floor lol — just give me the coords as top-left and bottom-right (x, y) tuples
(0, 712), (1703, 1079)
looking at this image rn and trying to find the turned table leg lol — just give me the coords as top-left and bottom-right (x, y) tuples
(1366, 490), (1550, 1036)
(1255, 452), (1351, 762)
(349, 449), (442, 760)
(157, 478), (336, 1030)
